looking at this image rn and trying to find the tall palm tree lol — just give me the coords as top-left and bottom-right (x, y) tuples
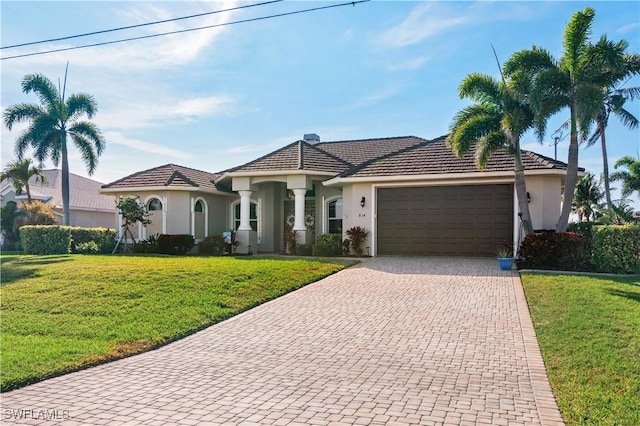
(3, 67), (105, 225)
(504, 7), (619, 232)
(447, 71), (535, 235)
(611, 156), (640, 200)
(585, 37), (640, 211)
(572, 171), (603, 222)
(0, 158), (47, 203)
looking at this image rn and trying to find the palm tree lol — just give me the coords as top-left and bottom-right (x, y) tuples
(611, 156), (640, 200)
(447, 70), (535, 235)
(0, 158), (47, 203)
(572, 172), (603, 222)
(504, 7), (621, 232)
(3, 67), (105, 225)
(585, 37), (640, 211)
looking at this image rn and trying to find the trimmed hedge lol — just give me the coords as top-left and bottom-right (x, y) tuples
(20, 226), (116, 255)
(296, 244), (312, 256)
(518, 231), (591, 271)
(21, 226), (72, 255)
(312, 233), (342, 257)
(157, 234), (195, 255)
(198, 235), (227, 256)
(567, 222), (603, 245)
(592, 225), (640, 274)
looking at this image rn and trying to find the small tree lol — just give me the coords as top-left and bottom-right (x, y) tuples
(0, 203), (25, 250)
(17, 200), (56, 226)
(114, 196), (150, 253)
(345, 226), (369, 256)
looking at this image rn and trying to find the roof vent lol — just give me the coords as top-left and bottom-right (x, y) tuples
(303, 133), (320, 144)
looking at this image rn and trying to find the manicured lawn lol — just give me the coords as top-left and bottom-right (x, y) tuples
(0, 254), (352, 391)
(521, 273), (640, 425)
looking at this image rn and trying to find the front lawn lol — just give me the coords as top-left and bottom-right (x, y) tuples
(0, 254), (351, 391)
(521, 273), (640, 425)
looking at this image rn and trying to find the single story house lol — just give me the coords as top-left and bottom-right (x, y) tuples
(100, 134), (578, 256)
(1, 169), (116, 229)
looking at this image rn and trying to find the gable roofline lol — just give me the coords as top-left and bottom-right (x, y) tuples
(101, 163), (225, 193)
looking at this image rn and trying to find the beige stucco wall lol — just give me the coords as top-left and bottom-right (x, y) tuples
(68, 210), (116, 229)
(524, 175), (562, 230)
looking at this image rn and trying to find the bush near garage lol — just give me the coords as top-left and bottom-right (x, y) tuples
(518, 231), (592, 271)
(591, 225), (640, 274)
(20, 226), (116, 255)
(197, 235), (228, 256)
(312, 234), (342, 257)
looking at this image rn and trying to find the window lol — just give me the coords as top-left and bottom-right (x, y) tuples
(194, 200), (204, 212)
(147, 198), (162, 211)
(328, 198), (343, 234)
(233, 202), (257, 231)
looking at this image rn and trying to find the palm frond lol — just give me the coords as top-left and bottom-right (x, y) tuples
(70, 133), (99, 175)
(458, 73), (502, 105)
(21, 74), (61, 110)
(68, 121), (106, 156)
(3, 103), (44, 130)
(66, 93), (98, 121)
(561, 7), (595, 74)
(476, 131), (506, 169)
(503, 46), (556, 76)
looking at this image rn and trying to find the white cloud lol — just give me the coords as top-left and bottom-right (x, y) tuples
(616, 22), (639, 34)
(339, 85), (402, 111)
(105, 131), (195, 160)
(2, 0), (241, 70)
(377, 4), (470, 48)
(387, 56), (430, 72)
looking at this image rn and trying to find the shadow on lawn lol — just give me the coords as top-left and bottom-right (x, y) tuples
(606, 288), (640, 303)
(0, 255), (72, 285)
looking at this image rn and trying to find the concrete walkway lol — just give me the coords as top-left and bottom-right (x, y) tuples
(1, 257), (564, 425)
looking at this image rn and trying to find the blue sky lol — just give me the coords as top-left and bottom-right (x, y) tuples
(1, 1), (639, 206)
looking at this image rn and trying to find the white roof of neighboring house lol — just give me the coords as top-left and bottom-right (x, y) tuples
(1, 169), (116, 213)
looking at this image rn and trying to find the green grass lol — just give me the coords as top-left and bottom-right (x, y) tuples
(0, 254), (352, 391)
(521, 273), (640, 425)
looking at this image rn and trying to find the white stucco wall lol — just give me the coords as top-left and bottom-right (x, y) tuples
(525, 175), (563, 230)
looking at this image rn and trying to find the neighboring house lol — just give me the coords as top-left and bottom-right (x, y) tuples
(0, 169), (117, 229)
(101, 134), (580, 256)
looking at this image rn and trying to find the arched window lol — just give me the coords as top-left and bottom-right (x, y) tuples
(194, 200), (204, 212)
(233, 201), (257, 231)
(327, 198), (343, 234)
(147, 198), (162, 211)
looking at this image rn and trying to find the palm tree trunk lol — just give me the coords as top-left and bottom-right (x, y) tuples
(513, 142), (534, 236)
(26, 183), (32, 204)
(600, 129), (612, 211)
(557, 108), (579, 232)
(60, 133), (70, 226)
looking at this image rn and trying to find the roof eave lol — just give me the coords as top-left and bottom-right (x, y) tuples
(324, 168), (574, 187)
(100, 186), (231, 196)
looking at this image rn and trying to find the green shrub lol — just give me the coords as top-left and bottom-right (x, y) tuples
(295, 244), (312, 256)
(312, 234), (342, 257)
(567, 222), (603, 245)
(198, 235), (227, 255)
(518, 231), (592, 271)
(157, 234), (195, 255)
(592, 225), (640, 274)
(312, 243), (341, 257)
(76, 241), (99, 254)
(20, 226), (71, 254)
(69, 227), (116, 254)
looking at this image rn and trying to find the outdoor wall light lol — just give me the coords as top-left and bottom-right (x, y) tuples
(527, 192), (531, 203)
(360, 196), (366, 208)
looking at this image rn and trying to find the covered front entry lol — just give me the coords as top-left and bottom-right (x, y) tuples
(377, 184), (513, 256)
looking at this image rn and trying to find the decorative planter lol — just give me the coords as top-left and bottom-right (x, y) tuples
(497, 257), (514, 271)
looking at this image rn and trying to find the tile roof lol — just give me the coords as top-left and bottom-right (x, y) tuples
(227, 140), (352, 174)
(102, 164), (222, 191)
(340, 136), (577, 178)
(316, 136), (426, 166)
(0, 170), (116, 212)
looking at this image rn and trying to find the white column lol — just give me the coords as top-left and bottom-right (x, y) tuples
(238, 190), (253, 231)
(292, 188), (307, 231)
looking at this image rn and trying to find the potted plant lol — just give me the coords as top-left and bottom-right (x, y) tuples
(496, 245), (514, 270)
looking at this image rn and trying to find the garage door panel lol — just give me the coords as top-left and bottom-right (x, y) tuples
(377, 185), (513, 256)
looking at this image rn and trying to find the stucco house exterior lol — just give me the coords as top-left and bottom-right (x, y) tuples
(101, 134), (578, 256)
(1, 169), (116, 229)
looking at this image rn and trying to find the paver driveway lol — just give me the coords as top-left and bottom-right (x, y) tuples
(1, 257), (564, 425)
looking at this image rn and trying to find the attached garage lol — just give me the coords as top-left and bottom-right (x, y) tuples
(377, 184), (513, 256)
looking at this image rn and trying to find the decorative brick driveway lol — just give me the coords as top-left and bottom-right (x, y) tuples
(1, 257), (564, 425)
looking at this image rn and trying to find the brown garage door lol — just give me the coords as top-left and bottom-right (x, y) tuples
(377, 185), (513, 256)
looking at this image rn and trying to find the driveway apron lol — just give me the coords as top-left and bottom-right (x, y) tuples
(1, 257), (564, 425)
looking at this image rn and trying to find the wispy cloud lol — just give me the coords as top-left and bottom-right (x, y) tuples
(339, 85), (402, 111)
(105, 131), (195, 159)
(617, 22), (639, 34)
(378, 4), (470, 48)
(387, 56), (430, 72)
